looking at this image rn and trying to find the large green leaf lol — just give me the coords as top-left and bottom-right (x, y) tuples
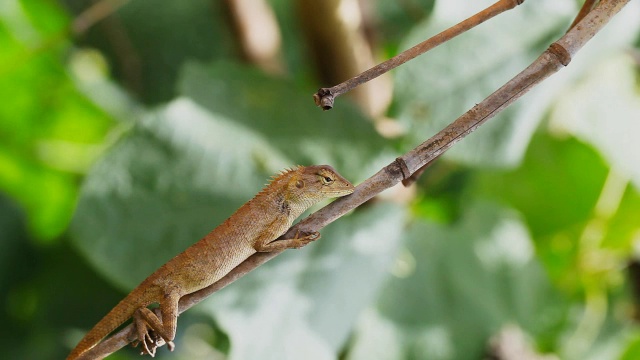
(178, 61), (394, 181)
(550, 54), (640, 189)
(70, 58), (405, 358)
(392, 0), (640, 169)
(347, 202), (567, 360)
(470, 132), (609, 292)
(371, 0), (436, 53)
(63, 0), (236, 104)
(393, 0), (573, 167)
(471, 130), (640, 295)
(72, 62), (397, 289)
(471, 132), (609, 239)
(71, 99), (291, 289)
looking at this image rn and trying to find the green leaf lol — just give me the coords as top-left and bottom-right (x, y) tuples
(0, 1), (114, 241)
(550, 54), (640, 189)
(347, 202), (567, 360)
(19, 0), (69, 36)
(371, 0), (436, 54)
(71, 58), (395, 286)
(71, 99), (292, 289)
(67, 0), (236, 104)
(71, 100), (406, 354)
(71, 59), (403, 358)
(178, 61), (395, 181)
(470, 132), (609, 291)
(393, 0), (572, 167)
(620, 333), (640, 360)
(603, 185), (640, 251)
(471, 132), (609, 239)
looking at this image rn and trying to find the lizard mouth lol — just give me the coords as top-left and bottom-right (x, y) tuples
(333, 185), (355, 197)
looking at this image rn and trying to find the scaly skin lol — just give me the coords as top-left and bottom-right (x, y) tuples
(67, 165), (354, 359)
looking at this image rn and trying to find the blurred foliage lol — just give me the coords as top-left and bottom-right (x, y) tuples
(393, 0), (572, 167)
(349, 202), (568, 360)
(2, 0), (640, 359)
(0, 0), (113, 241)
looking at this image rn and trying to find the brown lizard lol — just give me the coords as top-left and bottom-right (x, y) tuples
(67, 165), (354, 359)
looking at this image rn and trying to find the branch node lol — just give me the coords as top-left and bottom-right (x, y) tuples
(313, 88), (335, 110)
(548, 42), (572, 66)
(395, 157), (411, 181)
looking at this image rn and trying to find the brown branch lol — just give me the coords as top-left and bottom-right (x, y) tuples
(71, 0), (130, 35)
(76, 0), (631, 358)
(567, 0), (598, 32)
(313, 0), (525, 110)
(224, 0), (284, 74)
(299, 0), (392, 117)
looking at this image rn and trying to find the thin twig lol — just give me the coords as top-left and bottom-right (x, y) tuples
(72, 0), (130, 35)
(567, 0), (598, 32)
(76, 0), (631, 358)
(299, 0), (392, 117)
(313, 0), (525, 110)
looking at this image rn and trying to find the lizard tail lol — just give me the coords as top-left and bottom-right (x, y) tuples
(66, 284), (161, 360)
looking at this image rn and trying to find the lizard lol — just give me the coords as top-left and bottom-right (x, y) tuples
(67, 165), (354, 359)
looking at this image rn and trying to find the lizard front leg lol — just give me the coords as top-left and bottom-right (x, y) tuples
(254, 231), (321, 252)
(133, 292), (179, 356)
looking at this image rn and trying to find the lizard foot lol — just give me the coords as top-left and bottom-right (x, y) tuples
(134, 330), (171, 357)
(292, 230), (321, 248)
(254, 230), (322, 252)
(132, 331), (161, 357)
(132, 308), (175, 356)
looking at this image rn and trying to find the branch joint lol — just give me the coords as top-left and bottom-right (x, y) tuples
(548, 42), (571, 66)
(395, 157), (411, 180)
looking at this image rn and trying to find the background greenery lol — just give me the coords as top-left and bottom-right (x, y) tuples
(1, 0), (640, 359)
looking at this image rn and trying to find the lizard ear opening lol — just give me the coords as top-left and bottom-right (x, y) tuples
(295, 179), (305, 189)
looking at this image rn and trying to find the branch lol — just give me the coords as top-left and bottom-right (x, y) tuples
(224, 0), (284, 74)
(71, 0), (130, 35)
(567, 0), (597, 32)
(77, 0), (631, 358)
(72, 0), (142, 96)
(313, 0), (525, 110)
(298, 0), (392, 117)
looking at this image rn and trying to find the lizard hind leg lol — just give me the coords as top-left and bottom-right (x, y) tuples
(254, 230), (321, 252)
(133, 292), (179, 356)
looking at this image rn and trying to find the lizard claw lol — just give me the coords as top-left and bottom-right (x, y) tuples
(133, 334), (155, 357)
(132, 307), (175, 356)
(133, 325), (165, 356)
(137, 337), (171, 356)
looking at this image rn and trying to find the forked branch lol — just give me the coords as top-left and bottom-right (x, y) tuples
(77, 0), (631, 358)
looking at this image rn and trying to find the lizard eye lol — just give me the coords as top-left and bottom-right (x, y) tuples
(320, 175), (334, 185)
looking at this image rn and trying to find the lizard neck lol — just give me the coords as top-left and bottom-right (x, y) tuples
(270, 187), (310, 224)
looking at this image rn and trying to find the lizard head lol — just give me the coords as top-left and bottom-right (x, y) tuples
(286, 165), (355, 205)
